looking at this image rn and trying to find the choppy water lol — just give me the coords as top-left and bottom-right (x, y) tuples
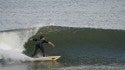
(0, 0), (125, 31)
(1, 62), (125, 70)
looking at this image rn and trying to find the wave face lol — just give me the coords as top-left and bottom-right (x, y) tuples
(0, 0), (125, 31)
(25, 26), (125, 66)
(0, 28), (38, 62)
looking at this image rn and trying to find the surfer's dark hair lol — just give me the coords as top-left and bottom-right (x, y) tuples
(33, 38), (37, 41)
(40, 35), (45, 39)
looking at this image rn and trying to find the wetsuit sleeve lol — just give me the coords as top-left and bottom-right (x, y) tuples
(42, 40), (48, 43)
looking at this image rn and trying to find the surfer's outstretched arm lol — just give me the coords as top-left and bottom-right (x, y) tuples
(48, 42), (55, 47)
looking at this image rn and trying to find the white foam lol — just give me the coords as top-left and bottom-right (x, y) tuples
(0, 46), (31, 61)
(0, 28), (38, 61)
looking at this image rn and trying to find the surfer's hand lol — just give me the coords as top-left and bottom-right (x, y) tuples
(48, 42), (55, 47)
(51, 43), (55, 47)
(52, 44), (55, 47)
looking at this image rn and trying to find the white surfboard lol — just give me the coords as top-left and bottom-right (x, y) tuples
(32, 56), (61, 61)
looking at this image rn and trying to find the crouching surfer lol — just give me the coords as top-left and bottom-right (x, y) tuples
(31, 35), (55, 57)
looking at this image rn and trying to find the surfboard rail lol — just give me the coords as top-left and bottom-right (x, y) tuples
(31, 56), (61, 61)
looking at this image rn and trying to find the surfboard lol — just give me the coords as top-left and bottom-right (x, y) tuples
(32, 56), (61, 61)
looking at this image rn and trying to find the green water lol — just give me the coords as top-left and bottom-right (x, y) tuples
(24, 26), (125, 65)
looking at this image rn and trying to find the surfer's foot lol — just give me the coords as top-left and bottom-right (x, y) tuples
(43, 54), (46, 57)
(43, 55), (48, 57)
(43, 55), (46, 57)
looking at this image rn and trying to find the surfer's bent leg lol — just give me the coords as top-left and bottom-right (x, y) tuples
(40, 46), (45, 57)
(32, 46), (38, 57)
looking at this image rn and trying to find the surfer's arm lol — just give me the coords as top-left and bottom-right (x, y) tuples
(29, 38), (33, 41)
(48, 42), (55, 47)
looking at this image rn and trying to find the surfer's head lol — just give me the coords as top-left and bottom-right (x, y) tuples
(40, 35), (45, 40)
(33, 38), (37, 41)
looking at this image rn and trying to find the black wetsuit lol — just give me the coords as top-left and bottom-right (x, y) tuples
(32, 39), (48, 57)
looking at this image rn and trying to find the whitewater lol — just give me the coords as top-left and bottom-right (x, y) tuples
(0, 29), (38, 62)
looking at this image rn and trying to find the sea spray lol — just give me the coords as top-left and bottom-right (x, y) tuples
(0, 28), (38, 62)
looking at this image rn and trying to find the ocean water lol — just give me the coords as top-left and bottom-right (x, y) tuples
(0, 0), (125, 70)
(0, 0), (125, 30)
(1, 26), (125, 70)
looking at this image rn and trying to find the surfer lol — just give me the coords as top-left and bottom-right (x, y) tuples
(31, 35), (55, 57)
